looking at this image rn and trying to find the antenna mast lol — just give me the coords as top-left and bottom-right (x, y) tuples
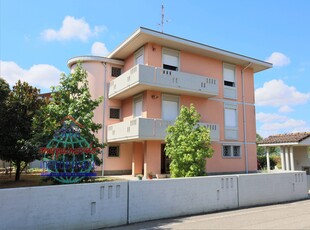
(161, 4), (164, 33)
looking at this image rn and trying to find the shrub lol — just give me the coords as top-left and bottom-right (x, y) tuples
(257, 155), (280, 170)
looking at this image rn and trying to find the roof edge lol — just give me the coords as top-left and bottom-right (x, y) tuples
(67, 56), (124, 69)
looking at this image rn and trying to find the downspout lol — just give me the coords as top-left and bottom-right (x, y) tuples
(241, 63), (252, 174)
(101, 62), (107, 176)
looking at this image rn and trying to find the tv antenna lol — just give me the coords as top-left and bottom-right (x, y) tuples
(159, 4), (170, 33)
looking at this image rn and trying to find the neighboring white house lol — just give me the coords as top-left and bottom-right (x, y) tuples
(258, 132), (310, 190)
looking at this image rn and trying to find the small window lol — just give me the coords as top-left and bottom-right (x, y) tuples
(162, 48), (179, 71)
(222, 145), (241, 158)
(111, 67), (122, 77)
(109, 108), (120, 119)
(108, 146), (120, 157)
(223, 64), (236, 87)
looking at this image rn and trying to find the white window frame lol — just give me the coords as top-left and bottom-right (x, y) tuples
(109, 107), (121, 119)
(162, 47), (180, 71)
(135, 47), (144, 65)
(162, 94), (179, 121)
(222, 144), (241, 158)
(108, 145), (120, 157)
(133, 94), (143, 118)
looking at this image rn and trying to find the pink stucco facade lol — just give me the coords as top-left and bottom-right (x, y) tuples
(67, 28), (271, 177)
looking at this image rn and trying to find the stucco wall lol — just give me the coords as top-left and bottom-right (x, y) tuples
(294, 146), (310, 170)
(0, 172), (307, 229)
(238, 172), (307, 207)
(0, 182), (128, 230)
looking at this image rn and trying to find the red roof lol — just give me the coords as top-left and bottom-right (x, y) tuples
(258, 132), (310, 145)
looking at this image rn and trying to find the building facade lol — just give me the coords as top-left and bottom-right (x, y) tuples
(67, 27), (272, 177)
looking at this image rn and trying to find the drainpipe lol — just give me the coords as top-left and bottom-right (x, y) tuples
(101, 62), (107, 176)
(241, 63), (252, 174)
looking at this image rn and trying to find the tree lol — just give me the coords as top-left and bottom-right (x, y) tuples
(256, 133), (280, 156)
(0, 79), (44, 181)
(33, 62), (103, 164)
(165, 104), (214, 177)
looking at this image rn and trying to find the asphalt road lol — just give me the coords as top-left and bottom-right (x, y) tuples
(107, 199), (310, 229)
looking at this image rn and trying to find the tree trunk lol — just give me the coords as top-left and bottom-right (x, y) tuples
(15, 162), (21, 182)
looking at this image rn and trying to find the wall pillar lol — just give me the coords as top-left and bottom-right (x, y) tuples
(132, 142), (143, 176)
(266, 147), (270, 171)
(280, 147), (285, 170)
(285, 146), (290, 171)
(290, 146), (295, 171)
(143, 142), (147, 178)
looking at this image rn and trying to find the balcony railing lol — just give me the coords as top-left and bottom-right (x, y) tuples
(108, 65), (218, 99)
(107, 117), (219, 142)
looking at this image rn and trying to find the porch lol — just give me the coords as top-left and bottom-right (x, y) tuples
(258, 132), (310, 190)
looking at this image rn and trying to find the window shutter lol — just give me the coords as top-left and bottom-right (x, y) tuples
(225, 108), (237, 127)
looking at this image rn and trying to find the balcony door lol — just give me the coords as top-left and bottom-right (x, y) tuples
(133, 95), (143, 118)
(162, 94), (179, 121)
(161, 144), (170, 174)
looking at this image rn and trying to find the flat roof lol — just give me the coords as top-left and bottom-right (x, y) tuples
(67, 56), (124, 68)
(108, 27), (272, 73)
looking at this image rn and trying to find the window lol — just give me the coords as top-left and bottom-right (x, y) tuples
(109, 108), (120, 119)
(162, 48), (179, 71)
(222, 145), (241, 158)
(135, 47), (144, 65)
(162, 94), (179, 120)
(108, 146), (120, 157)
(223, 63), (236, 87)
(133, 95), (143, 118)
(224, 103), (238, 140)
(111, 67), (122, 77)
(303, 167), (310, 175)
(223, 63), (237, 99)
(225, 108), (237, 127)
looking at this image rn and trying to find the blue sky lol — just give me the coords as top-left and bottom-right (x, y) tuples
(1, 0), (310, 137)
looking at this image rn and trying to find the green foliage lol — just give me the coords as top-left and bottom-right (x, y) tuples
(257, 155), (281, 170)
(165, 104), (214, 177)
(34, 63), (103, 145)
(33, 62), (104, 164)
(256, 133), (280, 156)
(0, 80), (44, 181)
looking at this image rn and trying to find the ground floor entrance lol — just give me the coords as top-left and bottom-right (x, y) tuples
(161, 144), (170, 174)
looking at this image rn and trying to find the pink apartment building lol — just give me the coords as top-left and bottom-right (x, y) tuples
(67, 27), (272, 177)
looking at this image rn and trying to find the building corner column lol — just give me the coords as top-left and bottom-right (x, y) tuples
(266, 147), (270, 171)
(285, 146), (290, 171)
(280, 147), (285, 170)
(289, 146), (295, 171)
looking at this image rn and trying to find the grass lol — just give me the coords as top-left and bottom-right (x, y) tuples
(0, 172), (123, 189)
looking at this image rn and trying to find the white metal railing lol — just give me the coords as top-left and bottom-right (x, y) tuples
(108, 65), (218, 99)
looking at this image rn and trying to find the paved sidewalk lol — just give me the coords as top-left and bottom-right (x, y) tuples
(107, 199), (310, 230)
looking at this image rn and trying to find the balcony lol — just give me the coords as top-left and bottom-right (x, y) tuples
(107, 117), (219, 143)
(108, 65), (218, 99)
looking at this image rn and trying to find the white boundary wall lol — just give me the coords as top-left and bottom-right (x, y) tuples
(238, 172), (307, 207)
(0, 182), (128, 230)
(128, 175), (238, 223)
(0, 172), (307, 229)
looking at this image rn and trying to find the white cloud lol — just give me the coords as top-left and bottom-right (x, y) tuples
(91, 42), (109, 56)
(256, 112), (287, 123)
(255, 79), (310, 107)
(265, 52), (290, 67)
(41, 16), (106, 42)
(278, 105), (294, 113)
(256, 112), (310, 137)
(0, 61), (62, 92)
